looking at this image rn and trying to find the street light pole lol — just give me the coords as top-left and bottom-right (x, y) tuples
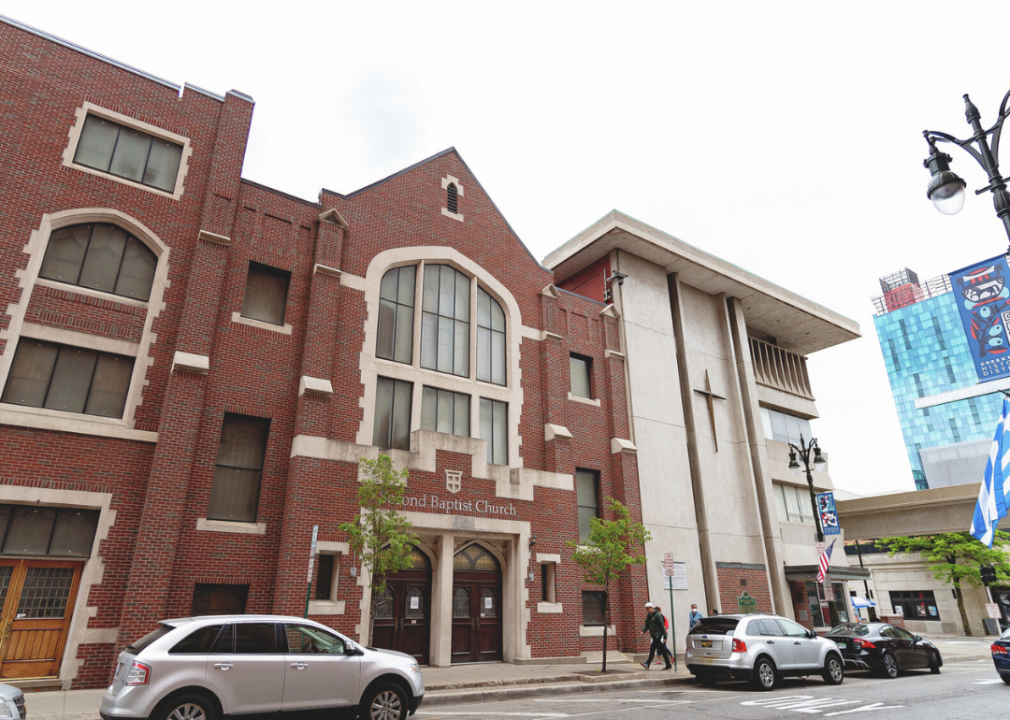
(788, 434), (827, 543)
(923, 91), (1010, 253)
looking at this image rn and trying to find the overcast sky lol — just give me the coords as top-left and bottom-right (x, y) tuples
(8, 1), (1010, 496)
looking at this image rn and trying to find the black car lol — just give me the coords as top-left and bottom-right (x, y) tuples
(825, 622), (942, 678)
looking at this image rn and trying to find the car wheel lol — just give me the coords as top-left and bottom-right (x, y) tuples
(697, 674), (718, 687)
(1001, 674), (1010, 685)
(154, 695), (217, 720)
(361, 682), (408, 720)
(929, 651), (940, 674)
(822, 654), (844, 685)
(880, 652), (898, 679)
(751, 657), (777, 691)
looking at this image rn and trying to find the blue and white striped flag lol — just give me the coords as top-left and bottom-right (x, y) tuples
(970, 398), (1010, 546)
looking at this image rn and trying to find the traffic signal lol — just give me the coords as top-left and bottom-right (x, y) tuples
(981, 565), (997, 585)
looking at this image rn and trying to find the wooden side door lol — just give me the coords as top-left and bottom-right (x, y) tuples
(399, 581), (430, 665)
(450, 583), (474, 663)
(0, 560), (82, 679)
(476, 581), (502, 662)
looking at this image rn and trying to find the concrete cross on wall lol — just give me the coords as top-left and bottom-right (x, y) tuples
(693, 369), (727, 451)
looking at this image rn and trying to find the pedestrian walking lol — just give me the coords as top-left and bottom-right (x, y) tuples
(688, 604), (704, 628)
(655, 605), (673, 662)
(640, 603), (673, 670)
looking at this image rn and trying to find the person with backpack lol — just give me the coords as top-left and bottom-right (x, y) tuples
(640, 602), (673, 670)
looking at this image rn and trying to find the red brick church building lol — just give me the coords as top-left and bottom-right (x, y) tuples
(0, 16), (649, 688)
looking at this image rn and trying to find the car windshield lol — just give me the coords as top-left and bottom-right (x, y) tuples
(125, 623), (174, 653)
(1000, 627), (1010, 641)
(826, 624), (870, 637)
(688, 617), (739, 636)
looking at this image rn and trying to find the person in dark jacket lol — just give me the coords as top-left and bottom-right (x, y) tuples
(640, 603), (673, 670)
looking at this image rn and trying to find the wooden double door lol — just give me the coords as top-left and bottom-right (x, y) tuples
(0, 559), (82, 679)
(371, 548), (432, 665)
(451, 545), (503, 664)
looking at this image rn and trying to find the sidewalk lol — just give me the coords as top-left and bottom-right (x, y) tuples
(17, 635), (998, 719)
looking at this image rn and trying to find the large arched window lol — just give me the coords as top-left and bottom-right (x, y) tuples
(368, 256), (514, 465)
(421, 265), (470, 377)
(38, 223), (157, 301)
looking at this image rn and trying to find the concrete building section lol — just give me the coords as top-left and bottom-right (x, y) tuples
(836, 485), (1002, 636)
(549, 210), (864, 641)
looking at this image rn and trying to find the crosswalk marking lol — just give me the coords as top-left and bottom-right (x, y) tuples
(973, 678), (1005, 684)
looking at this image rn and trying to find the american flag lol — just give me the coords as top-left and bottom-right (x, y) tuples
(817, 540), (836, 584)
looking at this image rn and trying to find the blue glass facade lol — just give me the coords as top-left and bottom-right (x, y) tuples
(874, 291), (1003, 489)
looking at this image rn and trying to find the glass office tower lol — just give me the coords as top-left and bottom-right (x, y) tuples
(873, 269), (1002, 490)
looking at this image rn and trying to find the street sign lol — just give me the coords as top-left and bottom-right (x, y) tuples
(986, 603), (1002, 619)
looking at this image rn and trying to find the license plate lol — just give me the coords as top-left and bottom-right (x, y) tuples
(835, 641), (847, 649)
(696, 656), (716, 664)
(701, 640), (712, 648)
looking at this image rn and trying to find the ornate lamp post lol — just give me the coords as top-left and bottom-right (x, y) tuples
(922, 92), (1010, 251)
(788, 435), (827, 542)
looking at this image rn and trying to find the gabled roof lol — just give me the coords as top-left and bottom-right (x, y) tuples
(543, 210), (860, 356)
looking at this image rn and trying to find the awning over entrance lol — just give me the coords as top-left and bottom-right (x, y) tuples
(784, 565), (870, 581)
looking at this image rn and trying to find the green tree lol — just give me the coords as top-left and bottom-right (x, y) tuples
(876, 531), (1010, 636)
(339, 455), (418, 645)
(567, 498), (651, 672)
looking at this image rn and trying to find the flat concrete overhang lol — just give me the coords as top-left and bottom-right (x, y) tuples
(835, 484), (979, 541)
(784, 565), (870, 581)
(543, 211), (861, 356)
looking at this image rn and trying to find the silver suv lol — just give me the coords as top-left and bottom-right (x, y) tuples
(685, 613), (844, 691)
(99, 615), (424, 720)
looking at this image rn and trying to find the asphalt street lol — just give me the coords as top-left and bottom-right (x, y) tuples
(416, 659), (1008, 719)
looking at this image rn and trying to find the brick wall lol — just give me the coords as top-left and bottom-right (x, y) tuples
(715, 563), (773, 615)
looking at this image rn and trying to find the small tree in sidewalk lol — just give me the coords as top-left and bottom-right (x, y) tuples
(567, 498), (651, 672)
(876, 531), (1010, 636)
(339, 454), (418, 645)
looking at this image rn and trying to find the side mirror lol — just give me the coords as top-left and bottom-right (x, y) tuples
(345, 642), (364, 656)
(807, 630), (817, 639)
(914, 635), (922, 643)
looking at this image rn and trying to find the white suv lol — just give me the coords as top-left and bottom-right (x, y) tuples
(99, 615), (424, 720)
(686, 613), (844, 691)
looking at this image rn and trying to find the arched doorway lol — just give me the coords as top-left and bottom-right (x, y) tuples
(451, 543), (503, 663)
(371, 547), (432, 665)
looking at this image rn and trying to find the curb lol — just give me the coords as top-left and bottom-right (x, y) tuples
(421, 675), (693, 707)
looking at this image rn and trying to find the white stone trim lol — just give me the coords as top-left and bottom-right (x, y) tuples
(172, 351), (209, 375)
(611, 438), (638, 454)
(317, 541), (349, 554)
(545, 423), (572, 442)
(579, 624), (616, 637)
(195, 518), (267, 535)
(543, 331), (563, 342)
(313, 263), (342, 278)
(299, 375), (334, 397)
(537, 602), (563, 614)
(308, 599), (346, 615)
(198, 229), (231, 246)
(230, 311), (293, 335)
(604, 349), (626, 360)
(441, 175), (464, 222)
(33, 278), (149, 309)
(21, 322), (140, 357)
(292, 430), (572, 500)
(0, 406), (158, 443)
(0, 485), (118, 689)
(520, 325), (544, 341)
(540, 284), (561, 299)
(318, 208), (348, 228)
(62, 102), (192, 201)
(537, 553), (561, 564)
(0, 209), (171, 434)
(339, 273), (368, 292)
(567, 392), (601, 407)
(353, 249), (525, 470)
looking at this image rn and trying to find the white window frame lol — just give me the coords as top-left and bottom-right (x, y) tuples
(357, 247), (524, 469)
(308, 541), (348, 615)
(63, 102), (193, 201)
(0, 209), (170, 443)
